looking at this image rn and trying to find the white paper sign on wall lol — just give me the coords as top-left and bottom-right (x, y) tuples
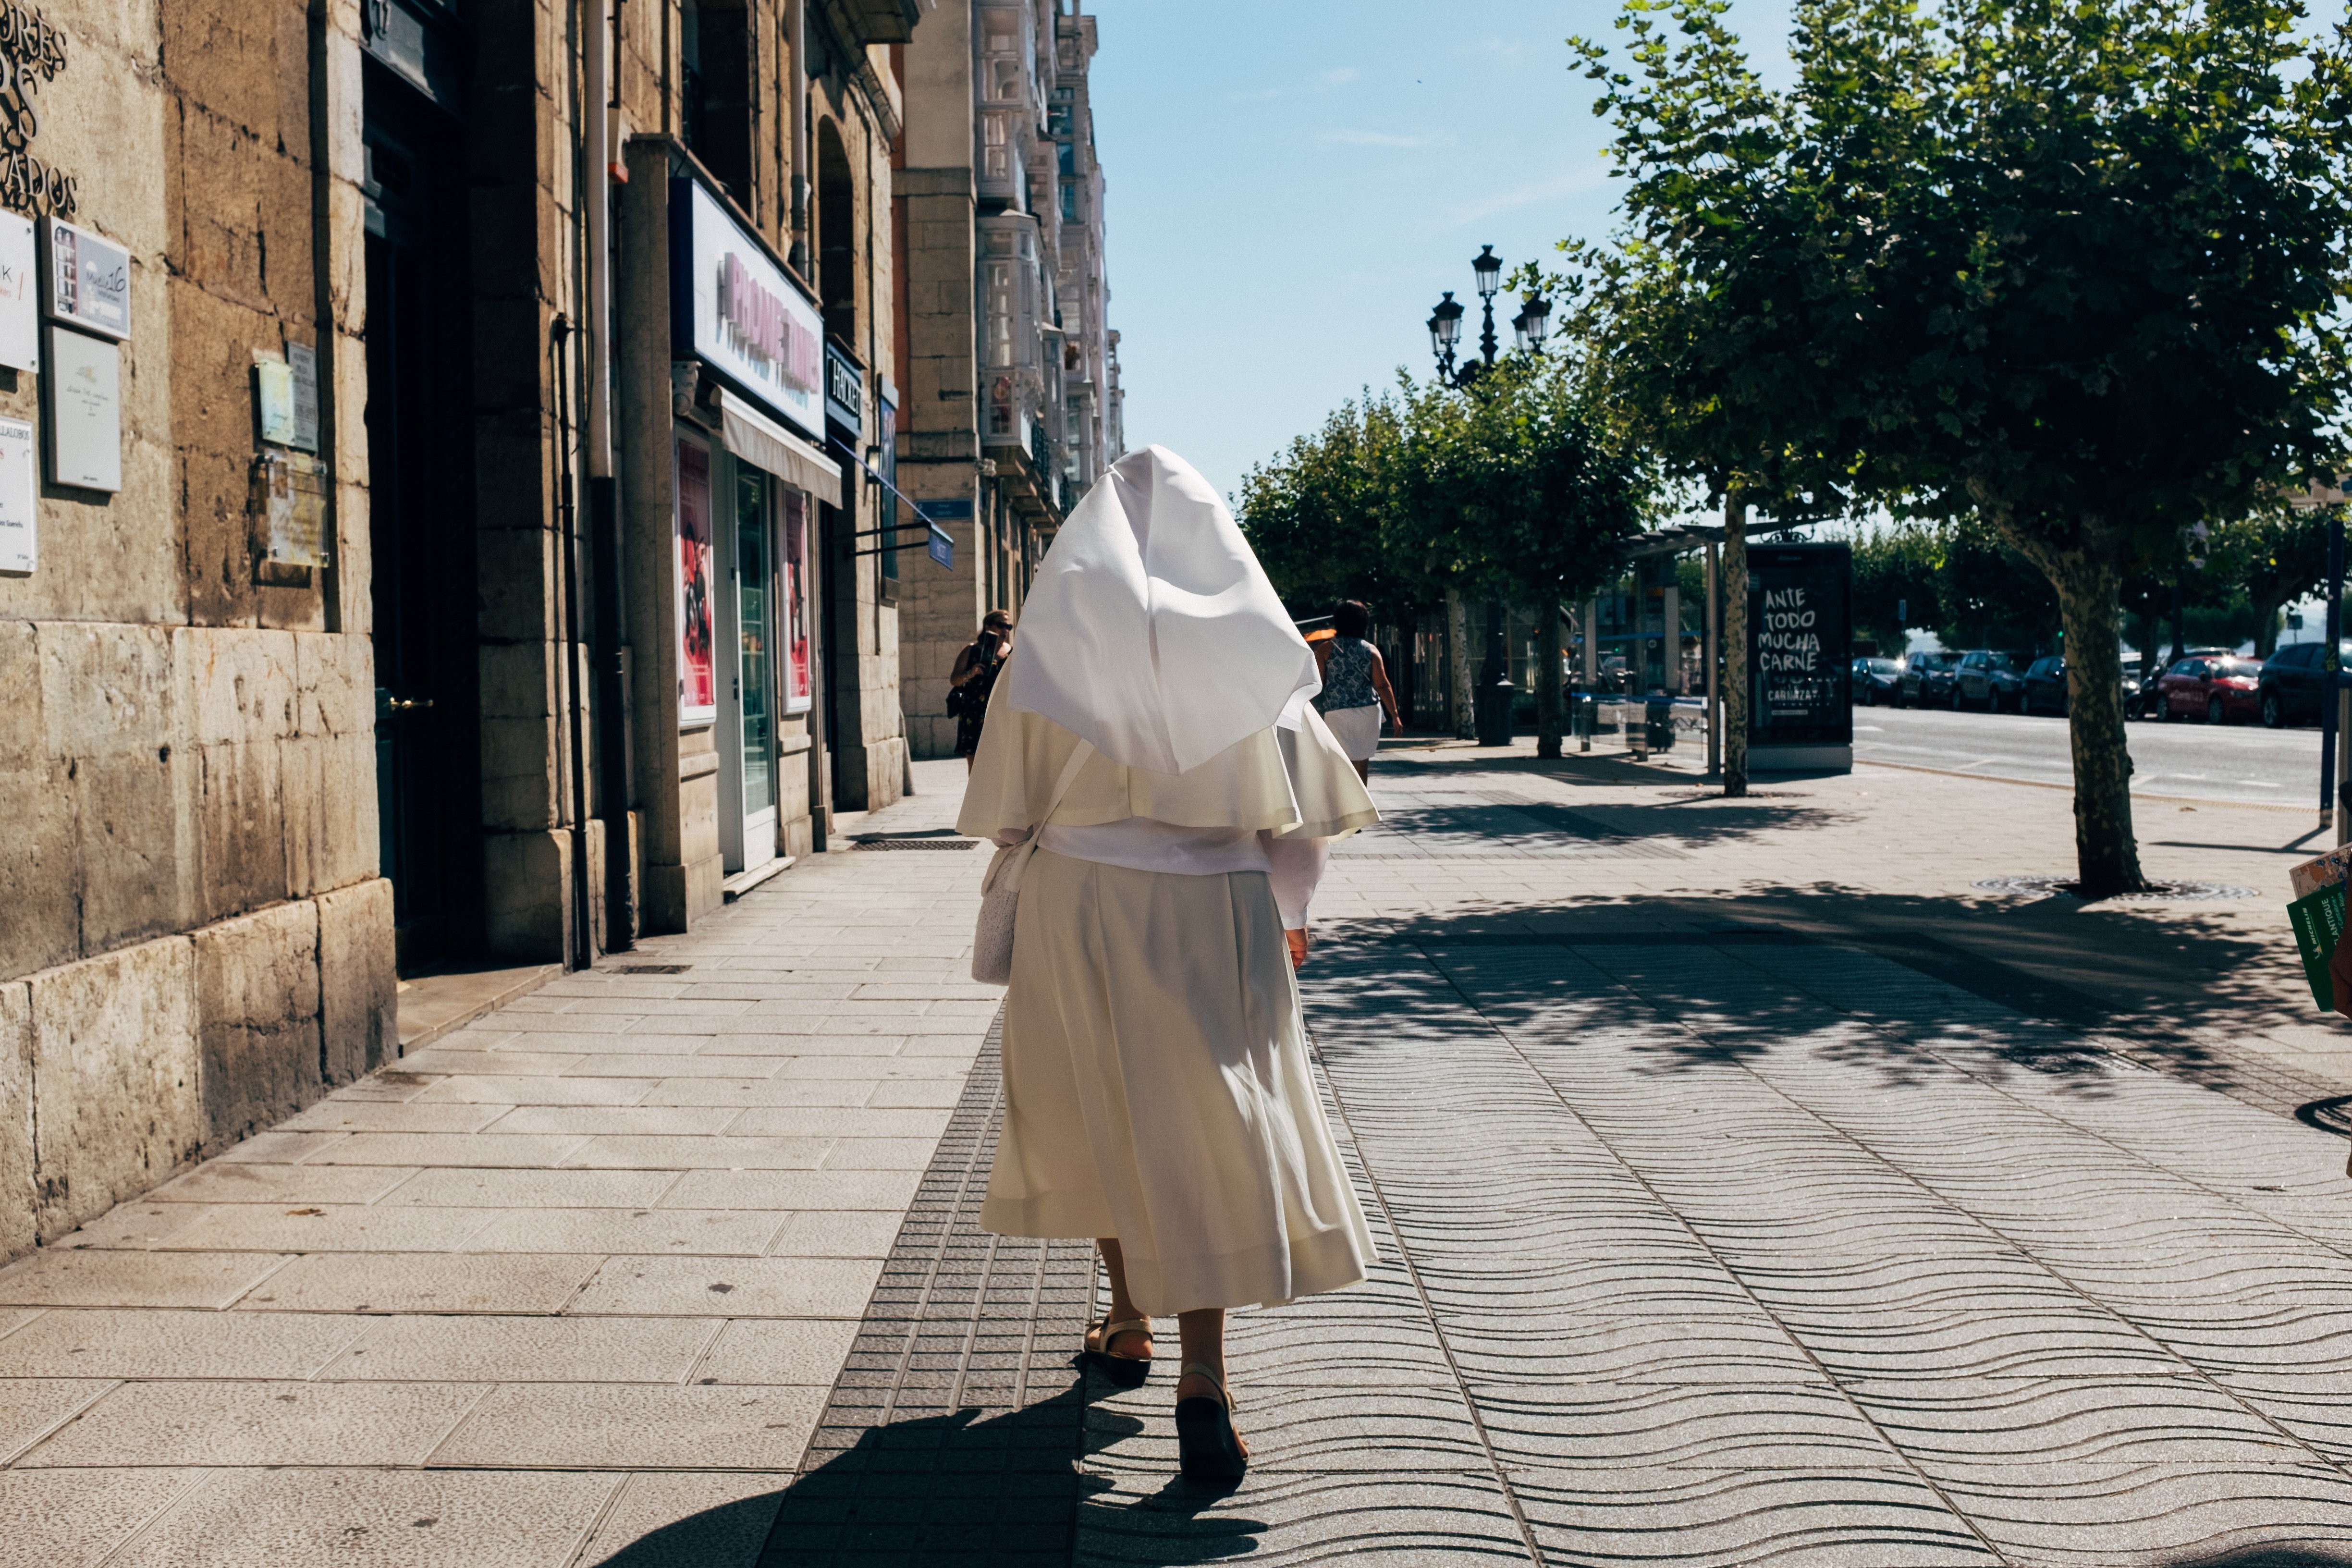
(44, 325), (120, 491)
(0, 215), (37, 372)
(0, 416), (33, 573)
(40, 218), (129, 342)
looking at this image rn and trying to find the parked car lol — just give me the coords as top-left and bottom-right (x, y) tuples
(2130, 647), (2231, 719)
(1899, 651), (1959, 708)
(2258, 640), (2352, 728)
(1851, 656), (1902, 706)
(2022, 656), (2068, 715)
(1950, 650), (2027, 712)
(2155, 653), (2266, 723)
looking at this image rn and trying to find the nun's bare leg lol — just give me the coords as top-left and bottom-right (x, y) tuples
(1176, 1310), (1249, 1456)
(1087, 1238), (1154, 1360)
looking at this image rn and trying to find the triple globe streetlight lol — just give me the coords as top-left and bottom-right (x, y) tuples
(1423, 245), (1554, 745)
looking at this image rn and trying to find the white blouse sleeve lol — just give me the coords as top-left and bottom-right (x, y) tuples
(1261, 831), (1331, 930)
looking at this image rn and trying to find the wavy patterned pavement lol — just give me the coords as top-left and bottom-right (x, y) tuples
(1072, 770), (2352, 1568)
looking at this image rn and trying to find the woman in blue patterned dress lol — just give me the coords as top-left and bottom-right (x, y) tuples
(1311, 601), (1401, 783)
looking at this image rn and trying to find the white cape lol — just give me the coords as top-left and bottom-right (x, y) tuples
(995, 444), (1322, 775)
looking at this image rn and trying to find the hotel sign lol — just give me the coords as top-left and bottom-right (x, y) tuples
(671, 178), (822, 441)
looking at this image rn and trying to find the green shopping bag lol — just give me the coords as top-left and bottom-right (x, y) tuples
(2289, 880), (2346, 1013)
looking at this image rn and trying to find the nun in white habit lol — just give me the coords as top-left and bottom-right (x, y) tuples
(958, 444), (1380, 1480)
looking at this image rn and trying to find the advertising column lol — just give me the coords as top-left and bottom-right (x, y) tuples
(1748, 543), (1853, 773)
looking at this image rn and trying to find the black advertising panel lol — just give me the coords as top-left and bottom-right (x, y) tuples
(1749, 543), (1851, 748)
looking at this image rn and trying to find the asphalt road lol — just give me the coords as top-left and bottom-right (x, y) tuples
(1853, 702), (2335, 808)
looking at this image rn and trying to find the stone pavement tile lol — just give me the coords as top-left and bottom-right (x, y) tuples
(694, 1320), (864, 1385)
(1074, 1471), (1534, 1567)
(0, 1310), (365, 1379)
(485, 1030), (722, 1055)
(1840, 1374), (2308, 1469)
(431, 1383), (828, 1470)
(573, 1053), (796, 1079)
(569, 1470), (787, 1568)
(144, 1161), (421, 1213)
(1928, 1461), (2352, 1565)
(210, 1129), (349, 1164)
(558, 995), (751, 1017)
(110, 1466), (619, 1568)
(570, 1255), (881, 1318)
(461, 1207), (786, 1259)
(864, 1079), (967, 1109)
(639, 1077), (877, 1108)
(395, 1047), (588, 1076)
(495, 1010), (640, 1034)
(154, 1204), (502, 1254)
(236, 1253), (601, 1314)
(322, 1314), (717, 1383)
(692, 1034), (911, 1057)
(1470, 1382), (1907, 1470)
(305, 1131), (594, 1167)
(1083, 1381), (1491, 1475)
(729, 1104), (959, 1142)
(0, 1377), (111, 1463)
(1437, 1316), (1829, 1386)
(819, 1139), (942, 1171)
(56, 1202), (211, 1251)
(1507, 1467), (2001, 1566)
(0, 1249), (292, 1310)
(772, 1055), (968, 1079)
(559, 1135), (832, 1171)
(0, 1467), (205, 1568)
(658, 1169), (920, 1212)
(486, 1105), (741, 1136)
(376, 1167), (681, 1208)
(762, 1210), (908, 1260)
(276, 1100), (510, 1134)
(19, 1378), (486, 1468)
(411, 1073), (662, 1106)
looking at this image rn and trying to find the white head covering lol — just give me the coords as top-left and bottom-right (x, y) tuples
(996, 444), (1322, 775)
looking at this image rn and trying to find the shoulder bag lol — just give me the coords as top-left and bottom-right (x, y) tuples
(970, 739), (1094, 984)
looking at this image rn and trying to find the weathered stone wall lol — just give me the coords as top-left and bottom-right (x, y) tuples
(0, 0), (396, 1262)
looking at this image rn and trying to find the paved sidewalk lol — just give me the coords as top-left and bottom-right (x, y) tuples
(11, 745), (2352, 1564)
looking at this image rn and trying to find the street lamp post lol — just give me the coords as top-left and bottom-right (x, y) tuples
(1424, 245), (1550, 748)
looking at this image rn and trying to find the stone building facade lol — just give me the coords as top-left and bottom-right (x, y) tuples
(0, 0), (921, 1262)
(892, 0), (1124, 760)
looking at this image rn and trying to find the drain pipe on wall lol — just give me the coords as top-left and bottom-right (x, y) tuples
(789, 0), (810, 275)
(586, 0), (634, 951)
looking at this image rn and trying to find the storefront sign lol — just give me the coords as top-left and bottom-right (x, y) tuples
(0, 211), (34, 370)
(1747, 542), (1851, 763)
(782, 490), (813, 714)
(673, 179), (823, 440)
(825, 342), (861, 436)
(675, 436), (719, 727)
(928, 526), (953, 569)
(41, 217), (127, 340)
(42, 323), (116, 490)
(0, 413), (32, 572)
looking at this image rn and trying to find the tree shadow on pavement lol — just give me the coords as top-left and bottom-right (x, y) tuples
(1312, 879), (2337, 1114)
(586, 1380), (1142, 1568)
(2156, 1551), (2352, 1568)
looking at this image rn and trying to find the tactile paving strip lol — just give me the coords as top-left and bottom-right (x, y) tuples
(758, 1015), (1099, 1566)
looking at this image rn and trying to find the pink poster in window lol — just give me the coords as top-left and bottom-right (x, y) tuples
(782, 490), (813, 713)
(675, 438), (718, 725)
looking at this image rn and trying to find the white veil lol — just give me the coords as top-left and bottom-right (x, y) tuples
(995, 445), (1322, 776)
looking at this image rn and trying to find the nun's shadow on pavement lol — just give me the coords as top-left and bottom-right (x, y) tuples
(588, 1375), (1255, 1567)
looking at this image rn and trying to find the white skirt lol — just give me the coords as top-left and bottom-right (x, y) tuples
(980, 849), (1376, 1316)
(1321, 702), (1383, 760)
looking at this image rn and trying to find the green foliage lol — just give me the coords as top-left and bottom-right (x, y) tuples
(1849, 525), (1942, 652)
(1238, 357), (1653, 620)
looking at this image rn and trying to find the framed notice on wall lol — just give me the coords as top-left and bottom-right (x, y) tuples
(40, 219), (131, 342)
(43, 325), (121, 491)
(0, 416), (33, 574)
(0, 214), (37, 372)
(781, 488), (813, 714)
(676, 436), (719, 727)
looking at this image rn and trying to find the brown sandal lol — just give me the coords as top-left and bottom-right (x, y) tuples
(1084, 1315), (1153, 1387)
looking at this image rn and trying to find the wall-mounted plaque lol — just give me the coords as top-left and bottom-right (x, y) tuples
(0, 416), (33, 572)
(287, 341), (319, 452)
(41, 218), (129, 342)
(254, 356), (296, 446)
(255, 449), (329, 567)
(43, 325), (120, 491)
(0, 214), (37, 372)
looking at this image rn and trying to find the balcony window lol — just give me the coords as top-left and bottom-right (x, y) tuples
(1048, 90), (1074, 137)
(982, 113), (1009, 181)
(1060, 181), (1077, 222)
(986, 262), (1015, 368)
(1057, 143), (1075, 177)
(990, 56), (1022, 101)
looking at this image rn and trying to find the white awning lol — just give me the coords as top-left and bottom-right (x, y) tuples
(718, 389), (840, 497)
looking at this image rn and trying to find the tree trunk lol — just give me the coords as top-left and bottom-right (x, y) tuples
(2253, 595), (2284, 659)
(2015, 536), (2145, 898)
(1537, 599), (1563, 759)
(2169, 577), (2186, 667)
(1446, 587), (1474, 739)
(1722, 491), (1749, 798)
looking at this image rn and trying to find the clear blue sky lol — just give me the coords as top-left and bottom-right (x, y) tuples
(1087, 0), (1798, 502)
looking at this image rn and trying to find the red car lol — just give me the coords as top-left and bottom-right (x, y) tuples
(2156, 654), (2264, 723)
